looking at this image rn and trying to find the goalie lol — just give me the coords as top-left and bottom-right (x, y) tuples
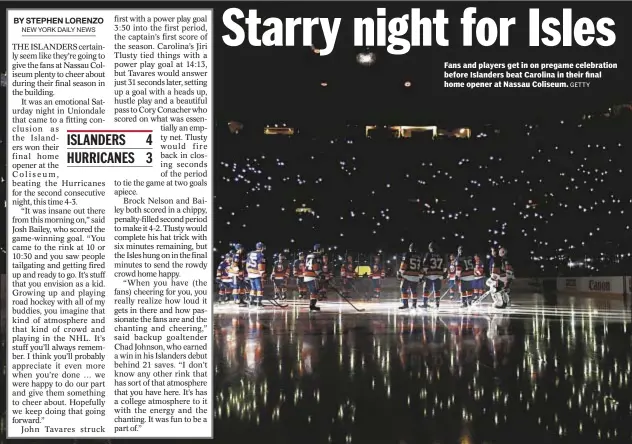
(486, 246), (514, 308)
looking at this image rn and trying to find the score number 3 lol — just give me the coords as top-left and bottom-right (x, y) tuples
(146, 134), (153, 163)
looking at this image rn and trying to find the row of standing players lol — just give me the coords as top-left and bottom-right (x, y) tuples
(397, 242), (514, 310)
(215, 242), (360, 311)
(215, 242), (514, 311)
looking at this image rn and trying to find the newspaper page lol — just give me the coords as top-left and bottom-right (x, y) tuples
(6, 9), (213, 439)
(4, 3), (630, 444)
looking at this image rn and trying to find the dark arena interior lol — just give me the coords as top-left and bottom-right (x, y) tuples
(210, 113), (632, 442)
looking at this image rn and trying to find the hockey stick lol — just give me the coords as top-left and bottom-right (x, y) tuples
(266, 296), (288, 308)
(439, 287), (452, 301)
(470, 290), (491, 306)
(472, 281), (509, 308)
(330, 285), (366, 312)
(264, 281), (288, 308)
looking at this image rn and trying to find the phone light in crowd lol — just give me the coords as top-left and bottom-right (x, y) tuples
(404, 81), (411, 87)
(228, 120), (243, 134)
(356, 51), (376, 66)
(321, 82), (328, 87)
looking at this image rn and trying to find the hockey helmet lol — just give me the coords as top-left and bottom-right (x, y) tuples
(457, 245), (464, 256)
(234, 243), (243, 252)
(298, 251), (305, 258)
(408, 242), (415, 253)
(313, 243), (322, 253)
(428, 242), (436, 252)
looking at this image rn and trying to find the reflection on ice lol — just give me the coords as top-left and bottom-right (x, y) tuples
(213, 298), (631, 443)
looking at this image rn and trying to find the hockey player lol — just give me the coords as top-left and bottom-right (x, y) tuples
(422, 242), (447, 309)
(304, 244), (323, 311)
(397, 243), (423, 309)
(318, 253), (332, 301)
(498, 247), (514, 306)
(242, 247), (253, 304)
(246, 242), (267, 308)
(340, 255), (356, 298)
(471, 253), (486, 301)
(446, 253), (460, 301)
(457, 247), (476, 307)
(488, 247), (497, 276)
(369, 255), (386, 299)
(487, 247), (507, 308)
(215, 253), (233, 303)
(271, 253), (290, 300)
(293, 252), (307, 299)
(229, 244), (248, 307)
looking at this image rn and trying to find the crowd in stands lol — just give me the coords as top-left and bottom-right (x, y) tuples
(214, 105), (632, 278)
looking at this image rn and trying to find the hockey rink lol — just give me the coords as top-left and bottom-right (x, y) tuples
(212, 290), (632, 443)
